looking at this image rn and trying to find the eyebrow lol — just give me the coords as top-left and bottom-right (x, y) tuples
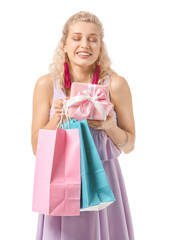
(72, 32), (98, 37)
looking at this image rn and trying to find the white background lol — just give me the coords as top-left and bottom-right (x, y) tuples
(0, 0), (169, 239)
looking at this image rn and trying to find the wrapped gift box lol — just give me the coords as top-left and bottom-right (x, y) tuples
(66, 82), (113, 121)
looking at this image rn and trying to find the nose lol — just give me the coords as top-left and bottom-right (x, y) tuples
(81, 37), (90, 49)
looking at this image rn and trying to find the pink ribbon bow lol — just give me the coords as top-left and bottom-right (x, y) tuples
(64, 88), (113, 121)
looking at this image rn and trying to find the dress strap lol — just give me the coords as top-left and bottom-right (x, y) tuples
(101, 73), (112, 101)
(103, 78), (108, 85)
(49, 73), (65, 119)
(102, 72), (112, 85)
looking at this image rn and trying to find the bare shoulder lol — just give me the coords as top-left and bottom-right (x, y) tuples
(109, 72), (130, 93)
(34, 73), (53, 104)
(35, 73), (53, 92)
(109, 72), (132, 103)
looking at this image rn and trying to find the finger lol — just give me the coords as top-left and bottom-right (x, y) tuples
(54, 99), (64, 106)
(59, 113), (66, 118)
(54, 98), (63, 103)
(55, 109), (65, 114)
(87, 121), (102, 127)
(56, 109), (64, 113)
(56, 112), (66, 118)
(54, 105), (63, 111)
(54, 101), (64, 108)
(108, 111), (114, 117)
(87, 120), (104, 125)
(88, 124), (101, 130)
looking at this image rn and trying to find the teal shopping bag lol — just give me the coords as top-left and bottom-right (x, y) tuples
(61, 119), (116, 211)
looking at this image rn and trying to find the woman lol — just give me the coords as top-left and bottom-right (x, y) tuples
(31, 11), (135, 240)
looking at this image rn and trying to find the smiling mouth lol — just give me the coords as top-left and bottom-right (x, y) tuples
(77, 52), (92, 56)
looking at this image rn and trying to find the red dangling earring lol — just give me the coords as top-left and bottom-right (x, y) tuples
(92, 57), (100, 84)
(64, 53), (71, 88)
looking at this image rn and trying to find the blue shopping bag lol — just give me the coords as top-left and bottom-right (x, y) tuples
(61, 119), (116, 211)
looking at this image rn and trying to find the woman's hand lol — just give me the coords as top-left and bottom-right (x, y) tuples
(54, 97), (70, 122)
(87, 111), (116, 131)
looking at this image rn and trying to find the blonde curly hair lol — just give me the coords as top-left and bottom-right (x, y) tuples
(49, 11), (116, 89)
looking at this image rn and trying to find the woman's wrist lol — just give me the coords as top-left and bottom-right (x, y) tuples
(116, 130), (129, 148)
(105, 124), (129, 148)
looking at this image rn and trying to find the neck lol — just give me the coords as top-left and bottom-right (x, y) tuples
(69, 63), (95, 83)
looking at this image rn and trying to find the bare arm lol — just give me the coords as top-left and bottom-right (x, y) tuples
(87, 73), (135, 154)
(31, 75), (65, 156)
(106, 74), (136, 153)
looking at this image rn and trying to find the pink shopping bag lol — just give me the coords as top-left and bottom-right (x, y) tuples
(32, 127), (81, 216)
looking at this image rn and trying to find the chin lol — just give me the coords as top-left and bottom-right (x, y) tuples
(76, 61), (95, 68)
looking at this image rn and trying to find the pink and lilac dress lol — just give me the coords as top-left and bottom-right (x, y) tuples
(36, 73), (135, 240)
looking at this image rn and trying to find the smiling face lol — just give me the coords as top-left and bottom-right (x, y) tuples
(63, 21), (102, 69)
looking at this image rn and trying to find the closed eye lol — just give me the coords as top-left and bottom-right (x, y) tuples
(73, 38), (97, 42)
(89, 38), (97, 42)
(73, 38), (81, 41)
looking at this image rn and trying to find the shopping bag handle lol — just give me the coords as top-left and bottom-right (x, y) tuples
(56, 99), (70, 129)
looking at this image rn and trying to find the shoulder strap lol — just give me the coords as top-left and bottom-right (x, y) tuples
(101, 73), (112, 101)
(102, 72), (111, 85)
